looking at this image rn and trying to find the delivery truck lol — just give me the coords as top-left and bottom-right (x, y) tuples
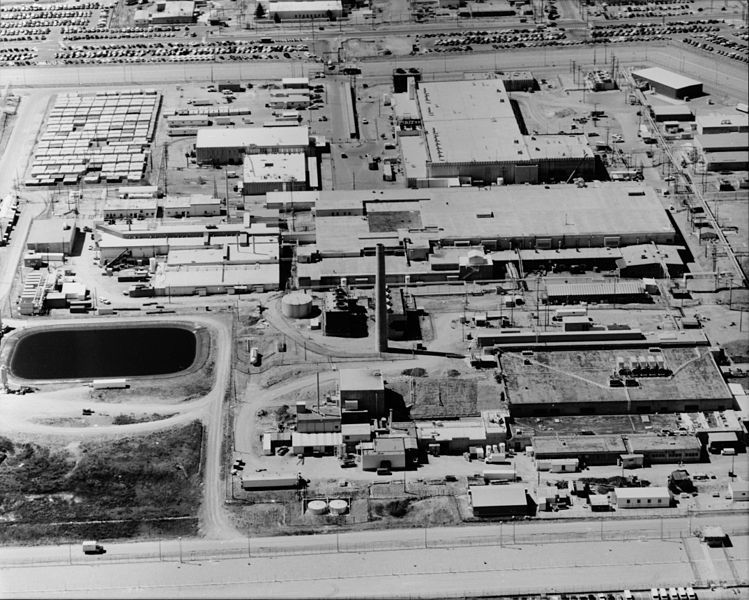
(82, 540), (105, 554)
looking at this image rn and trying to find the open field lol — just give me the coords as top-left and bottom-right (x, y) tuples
(0, 422), (203, 544)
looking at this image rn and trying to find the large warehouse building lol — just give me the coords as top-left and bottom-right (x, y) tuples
(286, 183), (677, 288)
(405, 79), (595, 185)
(195, 126), (310, 165)
(632, 67), (703, 100)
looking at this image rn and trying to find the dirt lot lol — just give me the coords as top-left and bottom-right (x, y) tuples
(0, 422), (203, 544)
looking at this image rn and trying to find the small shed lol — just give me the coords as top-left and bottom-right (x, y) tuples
(550, 458), (579, 473)
(588, 494), (610, 512)
(728, 479), (749, 502)
(469, 485), (529, 517)
(702, 526), (726, 547)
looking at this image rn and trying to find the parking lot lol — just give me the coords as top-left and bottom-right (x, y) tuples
(53, 39), (315, 65)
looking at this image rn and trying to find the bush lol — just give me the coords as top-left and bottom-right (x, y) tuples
(0, 436), (15, 454)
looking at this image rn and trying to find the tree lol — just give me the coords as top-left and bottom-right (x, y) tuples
(273, 12), (281, 23)
(254, 2), (265, 19)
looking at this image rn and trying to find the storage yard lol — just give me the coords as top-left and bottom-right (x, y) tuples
(0, 2), (747, 597)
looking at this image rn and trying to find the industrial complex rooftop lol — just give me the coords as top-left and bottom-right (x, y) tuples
(307, 183), (675, 255)
(195, 126), (310, 150)
(632, 67), (702, 90)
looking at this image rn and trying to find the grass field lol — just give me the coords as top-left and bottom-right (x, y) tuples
(0, 422), (204, 544)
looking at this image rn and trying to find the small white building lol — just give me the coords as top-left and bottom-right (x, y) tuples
(728, 479), (749, 502)
(282, 77), (310, 89)
(291, 432), (343, 455)
(243, 153), (308, 196)
(162, 195), (222, 218)
(103, 197), (158, 221)
(612, 486), (671, 509)
(550, 458), (579, 473)
(267, 0), (343, 20)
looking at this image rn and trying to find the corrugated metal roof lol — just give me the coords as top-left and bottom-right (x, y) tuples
(291, 432), (343, 446)
(469, 485), (527, 508)
(614, 486), (670, 499)
(632, 67), (701, 90)
(546, 281), (644, 298)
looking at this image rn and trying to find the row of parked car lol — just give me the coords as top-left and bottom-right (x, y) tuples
(0, 47), (37, 67)
(682, 33), (749, 63)
(62, 25), (182, 41)
(53, 40), (313, 65)
(432, 30), (566, 47)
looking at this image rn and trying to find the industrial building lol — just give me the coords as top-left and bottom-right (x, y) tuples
(102, 194), (221, 220)
(321, 288), (368, 338)
(339, 369), (385, 419)
(532, 435), (627, 466)
(622, 435), (702, 465)
(267, 0), (343, 20)
(503, 346), (732, 416)
(649, 104), (693, 122)
(612, 487), (671, 509)
(242, 153), (308, 196)
(694, 133), (749, 154)
(616, 244), (686, 279)
(702, 151), (749, 172)
(134, 0), (196, 25)
(415, 414), (505, 454)
(95, 216), (278, 261)
(289, 183), (676, 288)
(545, 281), (649, 305)
(469, 485), (530, 517)
(458, 0), (516, 17)
(695, 113), (748, 135)
(26, 219), (76, 255)
(195, 126), (310, 165)
(407, 79), (595, 185)
(632, 67), (703, 100)
(360, 437), (407, 471)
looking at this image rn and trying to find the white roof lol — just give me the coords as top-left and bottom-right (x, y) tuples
(696, 113), (748, 128)
(339, 368), (384, 392)
(196, 126), (309, 150)
(156, 264), (279, 289)
(269, 1), (342, 11)
(244, 153), (307, 183)
(632, 67), (701, 90)
(282, 77), (309, 86)
(291, 432), (343, 446)
(614, 486), (671, 499)
(469, 485), (527, 508)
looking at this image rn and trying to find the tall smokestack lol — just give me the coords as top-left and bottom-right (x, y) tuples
(375, 243), (388, 353)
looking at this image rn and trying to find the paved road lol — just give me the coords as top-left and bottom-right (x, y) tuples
(0, 514), (746, 598)
(3, 44), (747, 101)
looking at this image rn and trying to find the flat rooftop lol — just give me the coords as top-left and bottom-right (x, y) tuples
(624, 434), (701, 452)
(388, 377), (478, 420)
(196, 126), (309, 149)
(243, 153), (307, 183)
(311, 183), (674, 254)
(339, 369), (384, 392)
(417, 79), (524, 164)
(533, 435), (627, 456)
(513, 414), (681, 437)
(469, 485), (527, 508)
(504, 347), (731, 406)
(632, 67), (702, 90)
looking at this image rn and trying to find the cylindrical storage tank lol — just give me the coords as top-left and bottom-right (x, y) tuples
(328, 499), (348, 515)
(307, 500), (328, 515)
(282, 292), (313, 318)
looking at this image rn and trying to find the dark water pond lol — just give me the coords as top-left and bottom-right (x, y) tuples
(9, 326), (197, 379)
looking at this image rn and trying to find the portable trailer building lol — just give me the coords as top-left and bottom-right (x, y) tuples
(612, 486), (671, 509)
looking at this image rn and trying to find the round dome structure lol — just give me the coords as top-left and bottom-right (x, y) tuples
(328, 499), (348, 515)
(307, 500), (328, 515)
(281, 292), (314, 318)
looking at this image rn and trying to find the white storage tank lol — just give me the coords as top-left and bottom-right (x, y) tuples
(281, 291), (314, 318)
(307, 500), (328, 515)
(328, 499), (348, 515)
